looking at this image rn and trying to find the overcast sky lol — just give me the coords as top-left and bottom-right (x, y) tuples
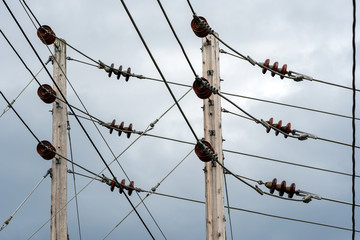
(1, 0), (359, 239)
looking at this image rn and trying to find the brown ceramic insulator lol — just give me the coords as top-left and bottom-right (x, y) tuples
(37, 84), (56, 104)
(280, 64), (287, 79)
(193, 78), (212, 99)
(271, 62), (279, 77)
(125, 67), (131, 82)
(108, 63), (114, 77)
(195, 139), (215, 162)
(117, 65), (123, 80)
(266, 117), (273, 133)
(278, 180), (286, 196)
(37, 25), (56, 45)
(288, 183), (296, 198)
(281, 122), (291, 138)
(128, 181), (134, 196)
(191, 16), (209, 38)
(110, 177), (117, 192)
(127, 124), (133, 138)
(270, 178), (277, 194)
(274, 120), (282, 136)
(36, 140), (56, 160)
(109, 119), (116, 134)
(119, 179), (126, 194)
(262, 59), (270, 74)
(118, 122), (124, 137)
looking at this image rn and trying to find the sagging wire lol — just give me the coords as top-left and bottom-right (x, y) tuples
(0, 169), (51, 232)
(223, 168), (234, 240)
(351, 0), (357, 238)
(102, 149), (193, 239)
(28, 128), (152, 239)
(228, 173), (360, 207)
(220, 49), (360, 92)
(186, 2), (360, 92)
(3, 3), (155, 238)
(65, 110), (360, 181)
(117, 0), (200, 145)
(0, 66), (45, 119)
(196, 77), (360, 149)
(66, 116), (82, 240)
(67, 56), (360, 122)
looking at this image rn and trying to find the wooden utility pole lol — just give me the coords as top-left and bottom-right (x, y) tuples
(202, 33), (226, 239)
(51, 38), (68, 240)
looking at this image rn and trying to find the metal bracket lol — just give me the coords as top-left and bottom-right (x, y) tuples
(55, 101), (62, 109)
(55, 157), (61, 164)
(55, 44), (61, 52)
(209, 130), (215, 136)
(208, 99), (214, 106)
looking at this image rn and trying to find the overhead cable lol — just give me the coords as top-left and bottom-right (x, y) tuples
(117, 0), (199, 143)
(2, 2), (155, 237)
(351, 0), (357, 238)
(0, 169), (51, 232)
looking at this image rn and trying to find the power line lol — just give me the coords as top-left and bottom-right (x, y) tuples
(146, 190), (360, 234)
(2, 2), (155, 237)
(66, 116), (82, 240)
(220, 49), (360, 92)
(223, 173), (234, 240)
(0, 66), (45, 119)
(351, 0), (357, 238)
(0, 169), (51, 232)
(102, 149), (193, 239)
(117, 0), (199, 144)
(68, 109), (360, 180)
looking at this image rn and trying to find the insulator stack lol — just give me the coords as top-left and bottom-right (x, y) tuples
(107, 119), (133, 138)
(194, 139), (216, 162)
(265, 178), (296, 198)
(191, 16), (209, 38)
(193, 78), (212, 99)
(265, 117), (291, 138)
(109, 178), (135, 196)
(261, 59), (288, 79)
(106, 63), (131, 81)
(36, 140), (56, 160)
(37, 25), (56, 45)
(37, 84), (56, 104)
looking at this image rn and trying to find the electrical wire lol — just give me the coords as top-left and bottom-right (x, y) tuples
(220, 49), (360, 92)
(68, 110), (360, 180)
(2, 2), (154, 237)
(223, 172), (234, 240)
(28, 128), (151, 239)
(156, 0), (198, 78)
(118, 0), (199, 143)
(66, 116), (82, 240)
(0, 169), (51, 231)
(103, 149), (193, 239)
(145, 190), (360, 233)
(351, 0), (357, 238)
(0, 66), (44, 119)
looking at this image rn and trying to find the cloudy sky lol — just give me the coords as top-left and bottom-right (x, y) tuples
(0, 0), (359, 239)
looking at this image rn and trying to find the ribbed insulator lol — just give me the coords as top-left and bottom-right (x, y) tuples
(265, 178), (296, 198)
(194, 139), (215, 162)
(193, 78), (212, 99)
(265, 117), (292, 138)
(261, 59), (288, 79)
(37, 84), (56, 104)
(37, 25), (56, 45)
(191, 16), (209, 38)
(108, 120), (133, 138)
(36, 140), (56, 160)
